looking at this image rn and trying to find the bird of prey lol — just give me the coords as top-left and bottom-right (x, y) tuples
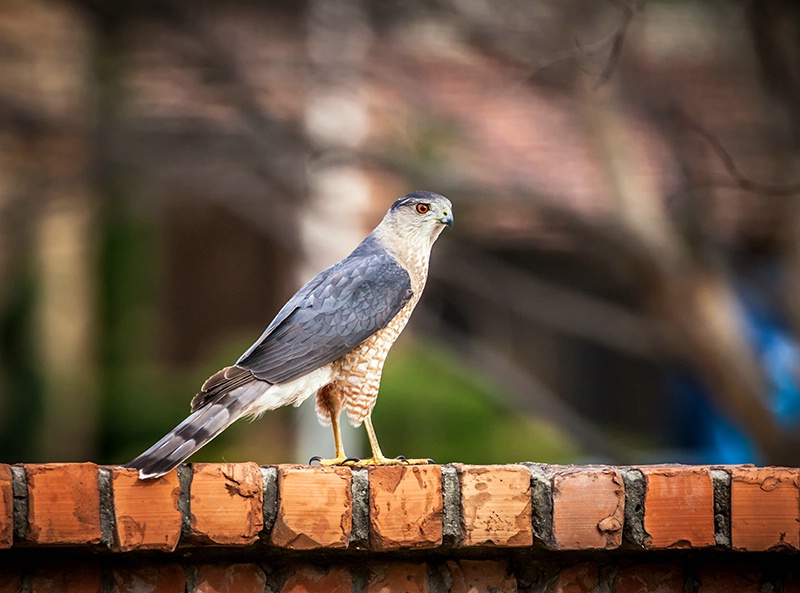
(127, 191), (453, 479)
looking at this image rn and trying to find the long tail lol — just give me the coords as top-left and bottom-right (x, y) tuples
(125, 382), (266, 479)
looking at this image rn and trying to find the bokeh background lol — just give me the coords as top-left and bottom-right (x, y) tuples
(2, 0), (800, 467)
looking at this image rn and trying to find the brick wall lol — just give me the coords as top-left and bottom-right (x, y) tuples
(0, 462), (798, 592)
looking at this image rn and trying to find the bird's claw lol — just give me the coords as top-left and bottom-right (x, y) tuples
(350, 456), (433, 466)
(308, 455), (358, 466)
(307, 455), (434, 467)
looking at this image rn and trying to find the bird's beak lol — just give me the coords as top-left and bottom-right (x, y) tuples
(439, 210), (453, 227)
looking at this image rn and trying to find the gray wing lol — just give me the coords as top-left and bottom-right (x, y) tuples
(236, 240), (413, 384)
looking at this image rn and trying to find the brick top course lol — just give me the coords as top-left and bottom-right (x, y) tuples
(1, 462), (798, 554)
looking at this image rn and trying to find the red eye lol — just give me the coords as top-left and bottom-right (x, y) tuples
(416, 203), (430, 214)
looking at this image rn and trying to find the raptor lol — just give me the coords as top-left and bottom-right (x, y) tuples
(127, 191), (453, 478)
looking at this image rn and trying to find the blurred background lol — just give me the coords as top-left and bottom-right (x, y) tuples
(2, 0), (800, 467)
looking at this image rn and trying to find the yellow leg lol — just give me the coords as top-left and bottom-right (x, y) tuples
(354, 416), (431, 466)
(364, 416), (387, 461)
(312, 413), (352, 466)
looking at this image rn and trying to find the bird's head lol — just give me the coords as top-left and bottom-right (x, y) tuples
(378, 191), (453, 248)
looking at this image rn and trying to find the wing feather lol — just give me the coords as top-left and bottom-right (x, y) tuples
(236, 237), (413, 384)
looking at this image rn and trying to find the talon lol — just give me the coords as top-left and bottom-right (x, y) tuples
(395, 455), (408, 462)
(426, 458), (435, 464)
(343, 457), (361, 464)
(308, 456), (322, 465)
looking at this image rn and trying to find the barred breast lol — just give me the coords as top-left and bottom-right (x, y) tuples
(318, 253), (429, 427)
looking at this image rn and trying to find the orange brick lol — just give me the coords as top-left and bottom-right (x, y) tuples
(459, 464), (532, 547)
(196, 564), (266, 593)
(110, 467), (182, 552)
(641, 466), (715, 548)
(730, 467), (800, 550)
(615, 564), (683, 593)
(31, 562), (102, 593)
(189, 463), (263, 545)
(26, 463), (101, 545)
(552, 467), (624, 550)
(281, 565), (351, 593)
(0, 464), (12, 549)
(270, 465), (351, 549)
(448, 560), (516, 593)
(548, 562), (598, 593)
(112, 564), (185, 593)
(365, 563), (428, 593)
(369, 465), (442, 550)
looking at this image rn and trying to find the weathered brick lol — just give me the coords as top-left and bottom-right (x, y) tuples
(549, 562), (598, 593)
(0, 464), (12, 549)
(641, 466), (715, 548)
(459, 464), (532, 547)
(189, 463), (263, 545)
(110, 467), (182, 552)
(448, 560), (516, 593)
(270, 465), (352, 549)
(196, 564), (266, 593)
(281, 565), (351, 593)
(31, 563), (102, 593)
(730, 467), (800, 550)
(615, 564), (684, 593)
(366, 562), (428, 593)
(369, 465), (442, 550)
(112, 564), (185, 593)
(25, 463), (101, 545)
(552, 467), (624, 550)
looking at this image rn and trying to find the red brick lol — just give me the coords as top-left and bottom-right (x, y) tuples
(448, 560), (516, 593)
(196, 564), (266, 593)
(110, 467), (182, 552)
(730, 467), (800, 550)
(26, 463), (101, 545)
(552, 467), (624, 550)
(369, 465), (442, 550)
(458, 464), (532, 547)
(549, 562), (598, 593)
(696, 564), (760, 593)
(31, 563), (102, 593)
(281, 565), (351, 593)
(189, 463), (263, 545)
(641, 466), (715, 548)
(366, 563), (428, 593)
(615, 564), (684, 593)
(270, 465), (351, 549)
(0, 464), (12, 549)
(112, 564), (185, 593)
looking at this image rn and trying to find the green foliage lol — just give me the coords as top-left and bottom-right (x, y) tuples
(373, 341), (580, 464)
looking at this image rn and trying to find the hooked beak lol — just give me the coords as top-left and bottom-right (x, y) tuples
(439, 210), (453, 227)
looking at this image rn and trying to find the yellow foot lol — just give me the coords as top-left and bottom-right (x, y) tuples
(353, 455), (434, 467)
(308, 455), (360, 467)
(309, 455), (434, 467)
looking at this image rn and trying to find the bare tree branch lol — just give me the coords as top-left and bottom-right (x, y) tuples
(528, 0), (645, 86)
(676, 108), (800, 197)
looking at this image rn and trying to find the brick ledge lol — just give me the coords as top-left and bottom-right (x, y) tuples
(1, 462), (797, 554)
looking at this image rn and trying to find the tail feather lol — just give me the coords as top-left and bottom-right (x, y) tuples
(126, 381), (266, 479)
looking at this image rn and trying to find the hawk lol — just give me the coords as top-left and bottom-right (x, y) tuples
(127, 191), (453, 478)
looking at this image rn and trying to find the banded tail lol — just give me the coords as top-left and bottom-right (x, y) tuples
(125, 380), (265, 479)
